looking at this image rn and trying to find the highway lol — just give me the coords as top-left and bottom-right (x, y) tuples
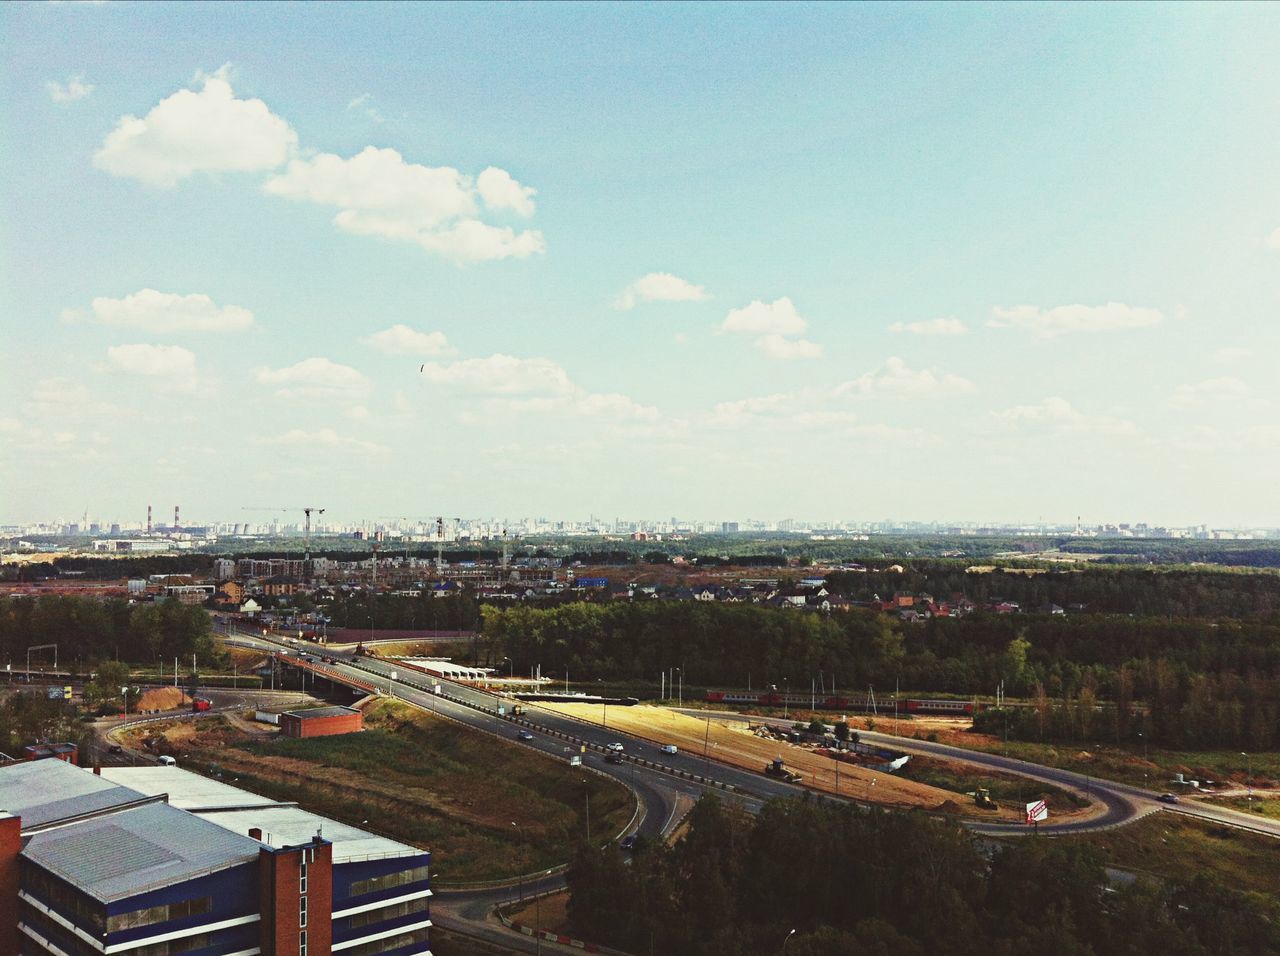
(219, 628), (1280, 953)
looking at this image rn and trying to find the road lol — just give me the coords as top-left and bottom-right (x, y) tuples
(679, 707), (1280, 840)
(220, 628), (1280, 953)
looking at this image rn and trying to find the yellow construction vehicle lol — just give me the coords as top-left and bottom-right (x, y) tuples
(973, 787), (998, 810)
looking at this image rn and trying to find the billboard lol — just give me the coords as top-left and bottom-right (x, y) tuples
(1025, 799), (1048, 824)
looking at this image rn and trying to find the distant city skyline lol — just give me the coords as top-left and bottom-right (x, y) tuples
(4, 3), (1280, 526)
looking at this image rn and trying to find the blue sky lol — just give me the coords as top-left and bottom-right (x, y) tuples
(3, 1), (1279, 528)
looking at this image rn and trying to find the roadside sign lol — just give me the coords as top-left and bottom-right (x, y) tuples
(1026, 799), (1048, 824)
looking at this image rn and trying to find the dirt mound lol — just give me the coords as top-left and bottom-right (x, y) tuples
(135, 687), (191, 711)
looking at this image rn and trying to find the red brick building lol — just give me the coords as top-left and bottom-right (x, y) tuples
(279, 705), (363, 738)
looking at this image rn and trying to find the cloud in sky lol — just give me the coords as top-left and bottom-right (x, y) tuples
(987, 302), (1163, 338)
(837, 357), (974, 398)
(363, 324), (452, 356)
(94, 66), (298, 187)
(47, 74), (93, 103)
(615, 272), (710, 310)
(1266, 227), (1280, 250)
(420, 354), (575, 396)
(256, 357), (370, 400)
(68, 289), (254, 332)
(421, 354), (657, 421)
(888, 317), (968, 336)
(991, 396), (1135, 435)
(264, 146), (544, 262)
(721, 297), (807, 336)
(1170, 377), (1250, 409)
(754, 334), (823, 360)
(106, 343), (197, 378)
(477, 167), (537, 217)
(1214, 346), (1250, 363)
(345, 92), (385, 124)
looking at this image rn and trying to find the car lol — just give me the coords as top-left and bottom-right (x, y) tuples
(517, 730), (535, 741)
(1157, 793), (1180, 804)
(157, 755), (177, 767)
(620, 835), (637, 851)
(108, 744), (123, 754)
(661, 744), (678, 754)
(606, 742), (625, 752)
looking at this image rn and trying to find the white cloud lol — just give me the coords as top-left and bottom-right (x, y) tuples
(991, 396), (1135, 435)
(987, 302), (1163, 338)
(47, 74), (93, 103)
(420, 354), (575, 396)
(363, 324), (452, 356)
(709, 390), (856, 429)
(615, 272), (711, 310)
(888, 317), (969, 336)
(345, 92), (385, 124)
(256, 357), (370, 400)
(721, 297), (807, 337)
(1266, 227), (1280, 250)
(94, 67), (297, 187)
(754, 334), (823, 360)
(421, 354), (657, 422)
(69, 289), (254, 333)
(264, 146), (544, 263)
(1170, 377), (1250, 409)
(106, 343), (197, 379)
(477, 167), (536, 217)
(837, 357), (974, 398)
(256, 428), (384, 453)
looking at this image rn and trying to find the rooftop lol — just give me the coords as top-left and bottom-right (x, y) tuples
(196, 805), (422, 864)
(22, 801), (262, 902)
(99, 766), (290, 812)
(0, 758), (153, 830)
(283, 705), (360, 719)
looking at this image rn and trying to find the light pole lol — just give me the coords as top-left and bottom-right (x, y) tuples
(583, 780), (591, 843)
(121, 686), (129, 717)
(1242, 752), (1252, 805)
(783, 928), (796, 952)
(1138, 731), (1147, 764)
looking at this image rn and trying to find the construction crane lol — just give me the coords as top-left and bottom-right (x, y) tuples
(241, 506), (326, 561)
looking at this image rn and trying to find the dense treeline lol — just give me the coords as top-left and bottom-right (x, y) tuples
(826, 563), (1280, 618)
(567, 795), (1279, 956)
(326, 591), (481, 633)
(0, 596), (219, 668)
(480, 602), (1280, 749)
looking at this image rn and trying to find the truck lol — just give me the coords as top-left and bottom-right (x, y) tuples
(764, 758), (803, 784)
(192, 696), (212, 712)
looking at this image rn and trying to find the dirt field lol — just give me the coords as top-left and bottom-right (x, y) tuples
(134, 686), (191, 711)
(535, 703), (1063, 821)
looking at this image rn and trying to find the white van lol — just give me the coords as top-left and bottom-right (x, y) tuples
(661, 744), (678, 755)
(157, 755), (177, 767)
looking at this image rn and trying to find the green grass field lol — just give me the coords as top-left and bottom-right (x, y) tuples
(1057, 812), (1280, 915)
(174, 700), (634, 882)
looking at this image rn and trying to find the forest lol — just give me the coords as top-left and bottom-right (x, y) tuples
(0, 595), (220, 670)
(479, 602), (1280, 749)
(566, 795), (1280, 956)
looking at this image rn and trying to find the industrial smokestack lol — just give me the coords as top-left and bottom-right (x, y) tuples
(174, 505), (180, 531)
(146, 505), (152, 534)
(249, 827), (262, 841)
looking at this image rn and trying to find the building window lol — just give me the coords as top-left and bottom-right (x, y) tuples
(346, 864), (430, 898)
(299, 894), (308, 929)
(299, 929), (307, 956)
(299, 859), (308, 895)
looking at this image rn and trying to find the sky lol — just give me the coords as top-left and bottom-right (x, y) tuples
(3, 1), (1280, 529)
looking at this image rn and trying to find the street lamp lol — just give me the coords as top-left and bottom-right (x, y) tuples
(783, 928), (797, 952)
(1242, 752), (1252, 805)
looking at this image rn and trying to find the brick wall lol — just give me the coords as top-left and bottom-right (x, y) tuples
(259, 839), (333, 955)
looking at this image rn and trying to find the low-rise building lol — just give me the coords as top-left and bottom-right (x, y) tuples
(2, 759), (431, 956)
(280, 705), (364, 739)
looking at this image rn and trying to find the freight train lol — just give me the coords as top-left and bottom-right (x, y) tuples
(705, 689), (985, 716)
